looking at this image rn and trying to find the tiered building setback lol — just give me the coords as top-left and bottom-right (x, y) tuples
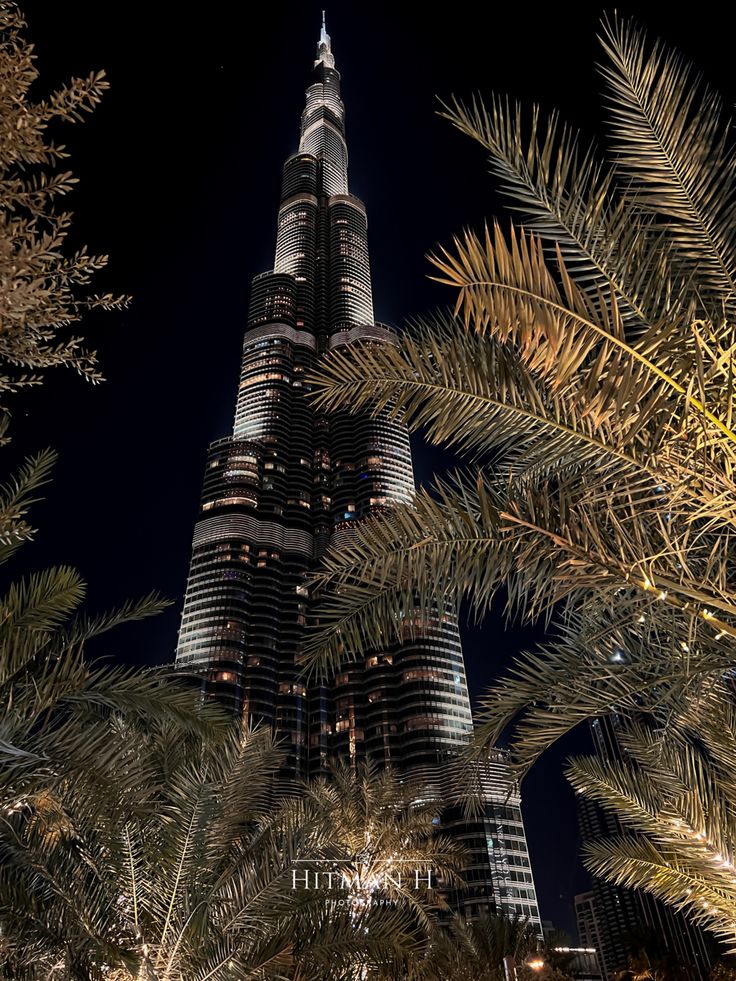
(175, 16), (540, 926)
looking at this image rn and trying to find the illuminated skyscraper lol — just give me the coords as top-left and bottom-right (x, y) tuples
(175, 16), (540, 925)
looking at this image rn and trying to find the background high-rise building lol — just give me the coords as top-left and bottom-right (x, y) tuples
(174, 17), (540, 926)
(575, 892), (603, 958)
(574, 892), (604, 981)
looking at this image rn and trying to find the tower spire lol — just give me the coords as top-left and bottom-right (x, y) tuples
(315, 10), (335, 68)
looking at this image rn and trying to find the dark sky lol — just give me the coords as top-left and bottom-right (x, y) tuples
(8, 0), (732, 940)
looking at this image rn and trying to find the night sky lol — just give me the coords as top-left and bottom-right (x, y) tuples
(8, 0), (730, 940)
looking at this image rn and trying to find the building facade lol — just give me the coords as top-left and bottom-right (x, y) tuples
(574, 891), (604, 980)
(174, 17), (540, 926)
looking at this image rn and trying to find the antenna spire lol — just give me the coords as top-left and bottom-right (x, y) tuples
(315, 10), (335, 68)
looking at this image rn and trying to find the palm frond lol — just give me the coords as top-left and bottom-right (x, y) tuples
(438, 94), (681, 330)
(0, 565), (85, 635)
(0, 449), (55, 563)
(0, 733), (450, 978)
(472, 604), (735, 774)
(302, 471), (509, 674)
(52, 591), (172, 650)
(583, 834), (736, 950)
(309, 309), (662, 477)
(599, 14), (736, 321)
(429, 222), (736, 448)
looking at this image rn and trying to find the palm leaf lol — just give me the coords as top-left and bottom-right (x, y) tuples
(0, 449), (56, 564)
(583, 835), (736, 950)
(429, 222), (736, 448)
(0, 565), (85, 635)
(309, 309), (662, 476)
(471, 604), (735, 773)
(599, 14), (736, 321)
(438, 94), (682, 331)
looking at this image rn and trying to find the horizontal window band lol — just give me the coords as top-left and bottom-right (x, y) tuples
(193, 513), (313, 555)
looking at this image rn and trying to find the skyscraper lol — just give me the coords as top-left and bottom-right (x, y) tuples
(175, 15), (540, 925)
(575, 892), (604, 980)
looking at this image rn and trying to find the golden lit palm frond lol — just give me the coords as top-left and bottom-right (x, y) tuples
(437, 93), (680, 333)
(568, 711), (736, 950)
(472, 606), (735, 776)
(585, 834), (736, 951)
(429, 222), (736, 453)
(309, 308), (663, 477)
(305, 410), (736, 678)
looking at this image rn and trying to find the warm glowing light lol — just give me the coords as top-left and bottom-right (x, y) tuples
(553, 947), (596, 954)
(527, 959), (545, 972)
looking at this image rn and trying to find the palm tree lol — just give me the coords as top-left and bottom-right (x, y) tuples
(304, 13), (736, 946)
(0, 454), (240, 975)
(300, 758), (465, 925)
(615, 924), (693, 980)
(419, 910), (538, 980)
(2, 724), (462, 979)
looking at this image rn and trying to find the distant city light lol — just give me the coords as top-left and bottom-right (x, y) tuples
(553, 947), (597, 954)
